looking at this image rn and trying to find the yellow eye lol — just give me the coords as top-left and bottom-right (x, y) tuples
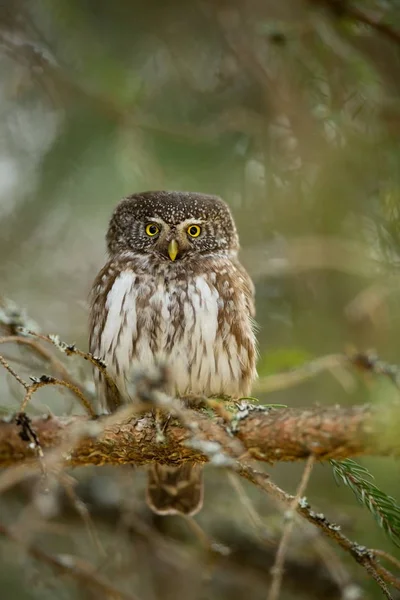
(187, 224), (201, 238)
(145, 223), (160, 236)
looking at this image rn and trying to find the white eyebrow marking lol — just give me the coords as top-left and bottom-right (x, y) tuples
(179, 218), (204, 227)
(146, 217), (167, 225)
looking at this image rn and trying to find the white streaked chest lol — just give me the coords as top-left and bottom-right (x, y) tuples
(94, 269), (248, 398)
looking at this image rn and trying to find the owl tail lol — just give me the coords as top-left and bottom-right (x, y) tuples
(147, 463), (203, 516)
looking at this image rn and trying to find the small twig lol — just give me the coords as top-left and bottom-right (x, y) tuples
(15, 412), (43, 456)
(14, 412), (47, 481)
(314, 0), (400, 46)
(23, 330), (119, 402)
(349, 351), (400, 390)
(267, 455), (316, 600)
(239, 465), (398, 598)
(305, 531), (356, 595)
(372, 549), (400, 573)
(348, 5), (400, 46)
(0, 335), (89, 401)
(59, 473), (105, 557)
(227, 471), (270, 537)
(362, 562), (393, 600)
(183, 516), (216, 551)
(254, 354), (345, 394)
(0, 353), (29, 390)
(255, 350), (400, 396)
(19, 376), (95, 417)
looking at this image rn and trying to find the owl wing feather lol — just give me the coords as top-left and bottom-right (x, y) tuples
(89, 259), (136, 412)
(233, 257), (256, 318)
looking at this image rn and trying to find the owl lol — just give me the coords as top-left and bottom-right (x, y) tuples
(89, 191), (257, 516)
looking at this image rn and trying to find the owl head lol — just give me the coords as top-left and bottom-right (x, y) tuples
(106, 191), (239, 261)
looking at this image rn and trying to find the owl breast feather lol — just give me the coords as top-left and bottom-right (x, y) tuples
(91, 264), (256, 406)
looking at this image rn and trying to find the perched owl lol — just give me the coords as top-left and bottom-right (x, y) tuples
(89, 191), (257, 515)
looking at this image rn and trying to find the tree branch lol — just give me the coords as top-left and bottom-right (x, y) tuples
(312, 0), (400, 46)
(0, 402), (399, 469)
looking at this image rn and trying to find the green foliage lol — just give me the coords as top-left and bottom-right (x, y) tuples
(331, 458), (400, 547)
(257, 347), (314, 377)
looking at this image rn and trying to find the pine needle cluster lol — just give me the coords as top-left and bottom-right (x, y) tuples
(331, 458), (400, 547)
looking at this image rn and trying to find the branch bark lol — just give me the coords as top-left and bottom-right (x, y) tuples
(0, 402), (399, 468)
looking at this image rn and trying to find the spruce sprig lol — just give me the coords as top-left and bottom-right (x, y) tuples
(330, 458), (400, 547)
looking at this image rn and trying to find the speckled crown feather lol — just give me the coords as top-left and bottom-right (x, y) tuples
(106, 190), (239, 255)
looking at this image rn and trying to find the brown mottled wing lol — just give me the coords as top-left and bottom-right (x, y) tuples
(88, 259), (123, 412)
(147, 463), (203, 516)
(224, 258), (257, 395)
(234, 258), (256, 317)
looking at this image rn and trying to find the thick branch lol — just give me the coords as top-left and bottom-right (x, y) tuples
(0, 403), (399, 468)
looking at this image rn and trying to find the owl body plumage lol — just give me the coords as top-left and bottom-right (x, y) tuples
(89, 191), (257, 515)
(90, 252), (256, 406)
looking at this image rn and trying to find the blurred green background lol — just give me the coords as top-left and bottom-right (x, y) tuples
(1, 1), (400, 598)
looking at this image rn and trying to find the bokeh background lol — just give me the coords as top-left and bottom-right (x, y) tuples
(1, 1), (400, 598)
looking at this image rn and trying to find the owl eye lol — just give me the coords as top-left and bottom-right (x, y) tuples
(187, 225), (201, 238)
(145, 223), (160, 236)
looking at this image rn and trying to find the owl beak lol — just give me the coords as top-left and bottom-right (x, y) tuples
(168, 239), (179, 261)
